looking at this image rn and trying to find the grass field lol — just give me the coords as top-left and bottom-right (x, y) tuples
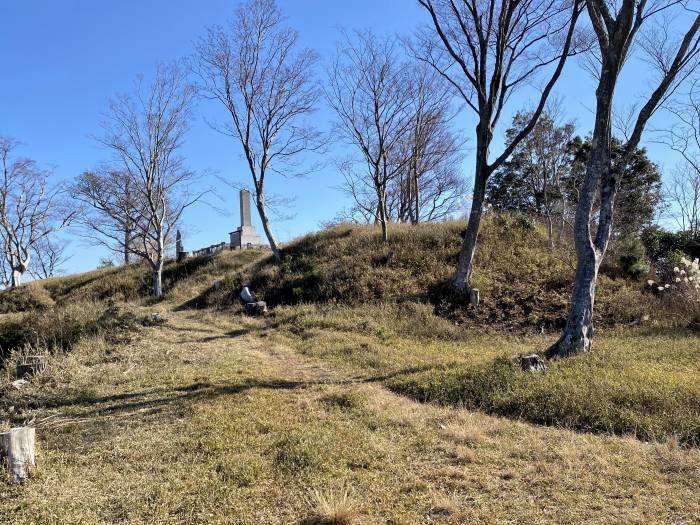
(1, 221), (699, 524)
(1, 305), (699, 524)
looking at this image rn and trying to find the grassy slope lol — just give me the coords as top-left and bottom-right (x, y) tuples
(240, 216), (648, 330)
(1, 222), (699, 523)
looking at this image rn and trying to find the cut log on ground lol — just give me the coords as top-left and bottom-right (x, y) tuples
(0, 427), (36, 483)
(244, 301), (268, 315)
(520, 354), (547, 373)
(15, 356), (47, 379)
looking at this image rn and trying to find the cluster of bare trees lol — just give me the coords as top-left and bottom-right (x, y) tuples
(0, 138), (73, 287)
(3, 0), (700, 358)
(76, 64), (205, 298)
(660, 81), (700, 235)
(327, 32), (465, 237)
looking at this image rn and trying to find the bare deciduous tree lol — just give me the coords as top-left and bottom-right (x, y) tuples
(390, 64), (466, 223)
(327, 30), (413, 241)
(415, 0), (585, 301)
(658, 80), (700, 234)
(194, 0), (322, 261)
(667, 164), (700, 234)
(99, 63), (203, 298)
(0, 137), (73, 287)
(547, 1), (700, 358)
(71, 169), (140, 265)
(29, 236), (70, 280)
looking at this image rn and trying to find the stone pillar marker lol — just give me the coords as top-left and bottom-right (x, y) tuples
(240, 189), (253, 227)
(229, 189), (264, 249)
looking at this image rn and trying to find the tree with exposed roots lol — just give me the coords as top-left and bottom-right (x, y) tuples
(0, 137), (73, 287)
(415, 0), (586, 303)
(547, 1), (700, 358)
(194, 0), (322, 261)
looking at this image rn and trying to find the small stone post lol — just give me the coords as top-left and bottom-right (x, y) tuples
(0, 427), (36, 483)
(16, 356), (47, 379)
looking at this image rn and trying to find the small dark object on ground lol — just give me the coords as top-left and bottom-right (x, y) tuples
(16, 356), (47, 379)
(520, 354), (546, 373)
(244, 301), (268, 315)
(240, 286), (267, 315)
(142, 313), (166, 326)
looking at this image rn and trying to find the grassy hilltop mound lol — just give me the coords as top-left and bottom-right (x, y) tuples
(243, 215), (645, 330)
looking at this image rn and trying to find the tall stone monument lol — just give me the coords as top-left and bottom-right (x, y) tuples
(229, 189), (265, 249)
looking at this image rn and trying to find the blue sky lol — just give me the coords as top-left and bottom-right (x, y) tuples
(0, 0), (689, 275)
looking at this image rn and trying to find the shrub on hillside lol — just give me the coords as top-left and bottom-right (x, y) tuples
(649, 257), (700, 329)
(614, 235), (651, 280)
(0, 283), (56, 314)
(0, 301), (138, 360)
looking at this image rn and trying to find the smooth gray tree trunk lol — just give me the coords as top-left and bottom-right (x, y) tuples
(152, 264), (163, 298)
(452, 128), (491, 298)
(547, 70), (617, 358)
(255, 193), (282, 261)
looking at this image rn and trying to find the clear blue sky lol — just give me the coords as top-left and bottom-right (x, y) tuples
(0, 0), (687, 275)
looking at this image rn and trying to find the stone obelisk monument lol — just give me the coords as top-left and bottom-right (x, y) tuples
(229, 189), (265, 249)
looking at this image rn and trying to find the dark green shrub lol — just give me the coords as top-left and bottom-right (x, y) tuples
(616, 235), (650, 280)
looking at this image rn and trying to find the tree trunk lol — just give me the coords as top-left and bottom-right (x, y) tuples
(546, 214), (555, 249)
(152, 262), (163, 298)
(547, 71), (616, 357)
(452, 129), (490, 299)
(124, 227), (131, 265)
(377, 187), (389, 242)
(545, 245), (599, 357)
(412, 166), (420, 225)
(255, 193), (282, 261)
(10, 269), (22, 287)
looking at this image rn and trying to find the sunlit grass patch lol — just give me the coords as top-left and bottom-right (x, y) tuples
(388, 334), (700, 445)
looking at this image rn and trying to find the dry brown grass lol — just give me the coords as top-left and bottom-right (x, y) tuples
(302, 485), (357, 525)
(0, 240), (699, 524)
(0, 307), (699, 523)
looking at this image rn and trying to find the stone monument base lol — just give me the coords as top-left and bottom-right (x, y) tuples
(230, 225), (265, 249)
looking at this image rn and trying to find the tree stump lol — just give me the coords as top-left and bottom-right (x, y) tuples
(0, 427), (36, 483)
(520, 354), (546, 373)
(469, 288), (480, 308)
(244, 301), (268, 315)
(15, 356), (47, 379)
